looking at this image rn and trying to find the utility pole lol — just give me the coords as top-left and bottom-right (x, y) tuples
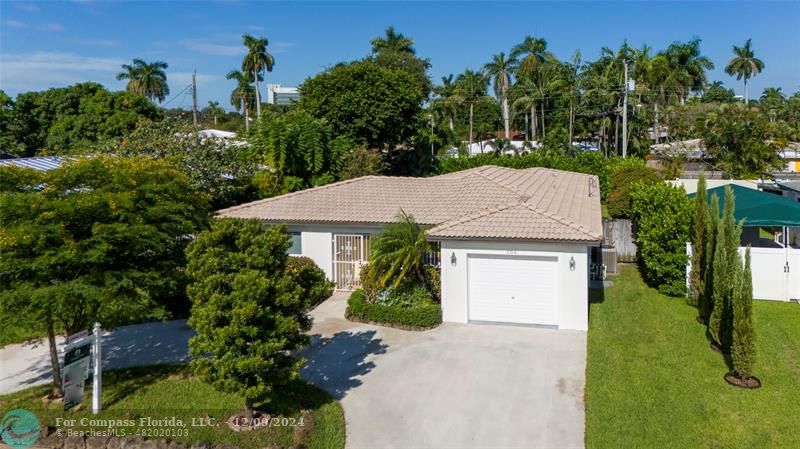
(622, 60), (629, 158)
(430, 114), (435, 156)
(192, 70), (198, 127)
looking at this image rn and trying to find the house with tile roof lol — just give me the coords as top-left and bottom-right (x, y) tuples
(217, 165), (603, 331)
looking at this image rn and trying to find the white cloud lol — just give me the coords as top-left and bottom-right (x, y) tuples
(179, 39), (244, 56)
(15, 3), (40, 12)
(44, 23), (65, 31)
(270, 42), (294, 54)
(3, 19), (26, 28)
(0, 51), (125, 91)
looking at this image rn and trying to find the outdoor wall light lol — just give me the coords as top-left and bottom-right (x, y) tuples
(569, 257), (576, 271)
(451, 252), (457, 266)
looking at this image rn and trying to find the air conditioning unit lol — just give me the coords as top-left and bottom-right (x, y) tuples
(602, 247), (618, 275)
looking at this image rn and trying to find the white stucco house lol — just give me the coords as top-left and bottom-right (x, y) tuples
(216, 166), (603, 331)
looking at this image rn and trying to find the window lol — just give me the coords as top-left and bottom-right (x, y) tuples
(288, 233), (302, 255)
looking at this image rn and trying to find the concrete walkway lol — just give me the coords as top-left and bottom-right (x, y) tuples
(301, 293), (587, 449)
(0, 320), (195, 394)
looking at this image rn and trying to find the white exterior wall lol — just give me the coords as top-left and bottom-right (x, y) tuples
(439, 240), (590, 331)
(299, 231), (333, 279)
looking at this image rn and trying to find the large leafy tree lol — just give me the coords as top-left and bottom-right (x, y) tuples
(250, 109), (351, 187)
(370, 26), (432, 101)
(724, 38), (765, 104)
(187, 219), (311, 417)
(299, 60), (423, 150)
(702, 81), (736, 103)
(116, 59), (170, 103)
(0, 157), (209, 396)
(242, 34), (275, 119)
(483, 52), (517, 139)
(111, 120), (254, 208)
(5, 83), (160, 156)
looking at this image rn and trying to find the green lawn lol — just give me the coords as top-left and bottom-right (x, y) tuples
(586, 265), (800, 449)
(0, 365), (344, 449)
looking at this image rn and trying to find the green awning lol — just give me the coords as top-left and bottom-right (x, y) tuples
(688, 184), (800, 227)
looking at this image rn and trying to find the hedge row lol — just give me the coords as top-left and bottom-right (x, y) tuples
(439, 151), (625, 200)
(346, 289), (442, 329)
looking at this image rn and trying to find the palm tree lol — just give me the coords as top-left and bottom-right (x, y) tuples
(226, 69), (254, 131)
(241, 34), (274, 119)
(455, 69), (489, 149)
(549, 51), (582, 148)
(666, 38), (714, 103)
(725, 39), (765, 104)
(370, 26), (415, 55)
(483, 52), (517, 138)
(510, 35), (553, 78)
(116, 59), (169, 103)
(433, 74), (461, 130)
(760, 87), (785, 122)
(369, 211), (433, 289)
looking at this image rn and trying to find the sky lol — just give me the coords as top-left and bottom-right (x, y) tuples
(1, 0), (799, 111)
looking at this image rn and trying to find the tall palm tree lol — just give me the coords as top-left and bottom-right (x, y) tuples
(226, 70), (254, 131)
(370, 26), (415, 55)
(666, 38), (714, 103)
(433, 74), (461, 130)
(116, 59), (169, 103)
(510, 35), (553, 78)
(549, 51), (582, 148)
(455, 69), (489, 149)
(647, 54), (684, 143)
(483, 52), (517, 138)
(725, 39), (765, 104)
(241, 34), (274, 119)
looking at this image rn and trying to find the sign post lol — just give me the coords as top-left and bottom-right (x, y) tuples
(92, 322), (102, 415)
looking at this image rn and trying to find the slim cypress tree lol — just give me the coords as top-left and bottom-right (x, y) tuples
(690, 174), (708, 312)
(732, 247), (756, 381)
(702, 194), (720, 323)
(709, 208), (727, 349)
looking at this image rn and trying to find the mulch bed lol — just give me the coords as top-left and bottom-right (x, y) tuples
(344, 311), (440, 332)
(724, 372), (762, 389)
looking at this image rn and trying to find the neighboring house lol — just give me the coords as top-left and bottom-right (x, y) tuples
(266, 84), (299, 105)
(197, 129), (237, 139)
(760, 180), (800, 203)
(217, 166), (603, 331)
(778, 142), (800, 172)
(689, 185), (800, 301)
(669, 178), (760, 194)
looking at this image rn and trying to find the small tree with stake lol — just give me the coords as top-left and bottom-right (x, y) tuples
(729, 247), (759, 387)
(690, 174), (708, 319)
(186, 218), (311, 419)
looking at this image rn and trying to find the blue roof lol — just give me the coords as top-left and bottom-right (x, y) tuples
(0, 156), (68, 171)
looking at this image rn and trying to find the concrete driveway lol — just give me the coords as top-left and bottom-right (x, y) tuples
(301, 293), (587, 449)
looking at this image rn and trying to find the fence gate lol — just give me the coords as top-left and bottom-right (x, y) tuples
(333, 234), (370, 290)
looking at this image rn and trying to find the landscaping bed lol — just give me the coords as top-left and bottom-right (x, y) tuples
(0, 365), (344, 449)
(586, 266), (800, 448)
(346, 289), (441, 330)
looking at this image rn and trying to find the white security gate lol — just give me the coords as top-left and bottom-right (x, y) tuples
(333, 234), (370, 290)
(467, 254), (558, 326)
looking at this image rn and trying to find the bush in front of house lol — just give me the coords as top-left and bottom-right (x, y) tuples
(630, 181), (692, 296)
(423, 265), (441, 302)
(285, 256), (334, 309)
(347, 289), (442, 329)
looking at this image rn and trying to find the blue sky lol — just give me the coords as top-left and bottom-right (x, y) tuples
(1, 1), (798, 110)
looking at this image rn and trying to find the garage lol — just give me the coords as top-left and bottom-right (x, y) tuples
(467, 254), (558, 325)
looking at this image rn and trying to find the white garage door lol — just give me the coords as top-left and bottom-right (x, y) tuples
(468, 254), (558, 326)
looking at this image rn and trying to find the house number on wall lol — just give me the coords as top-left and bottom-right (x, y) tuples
(506, 250), (518, 255)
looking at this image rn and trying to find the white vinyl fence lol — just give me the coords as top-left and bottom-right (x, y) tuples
(687, 243), (800, 301)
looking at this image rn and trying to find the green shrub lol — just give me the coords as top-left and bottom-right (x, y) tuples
(375, 281), (433, 307)
(630, 181), (692, 296)
(606, 159), (659, 218)
(359, 263), (381, 301)
(285, 256), (334, 309)
(423, 265), (441, 302)
(347, 289), (441, 328)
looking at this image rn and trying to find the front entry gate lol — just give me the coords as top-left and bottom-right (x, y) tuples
(333, 234), (370, 290)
